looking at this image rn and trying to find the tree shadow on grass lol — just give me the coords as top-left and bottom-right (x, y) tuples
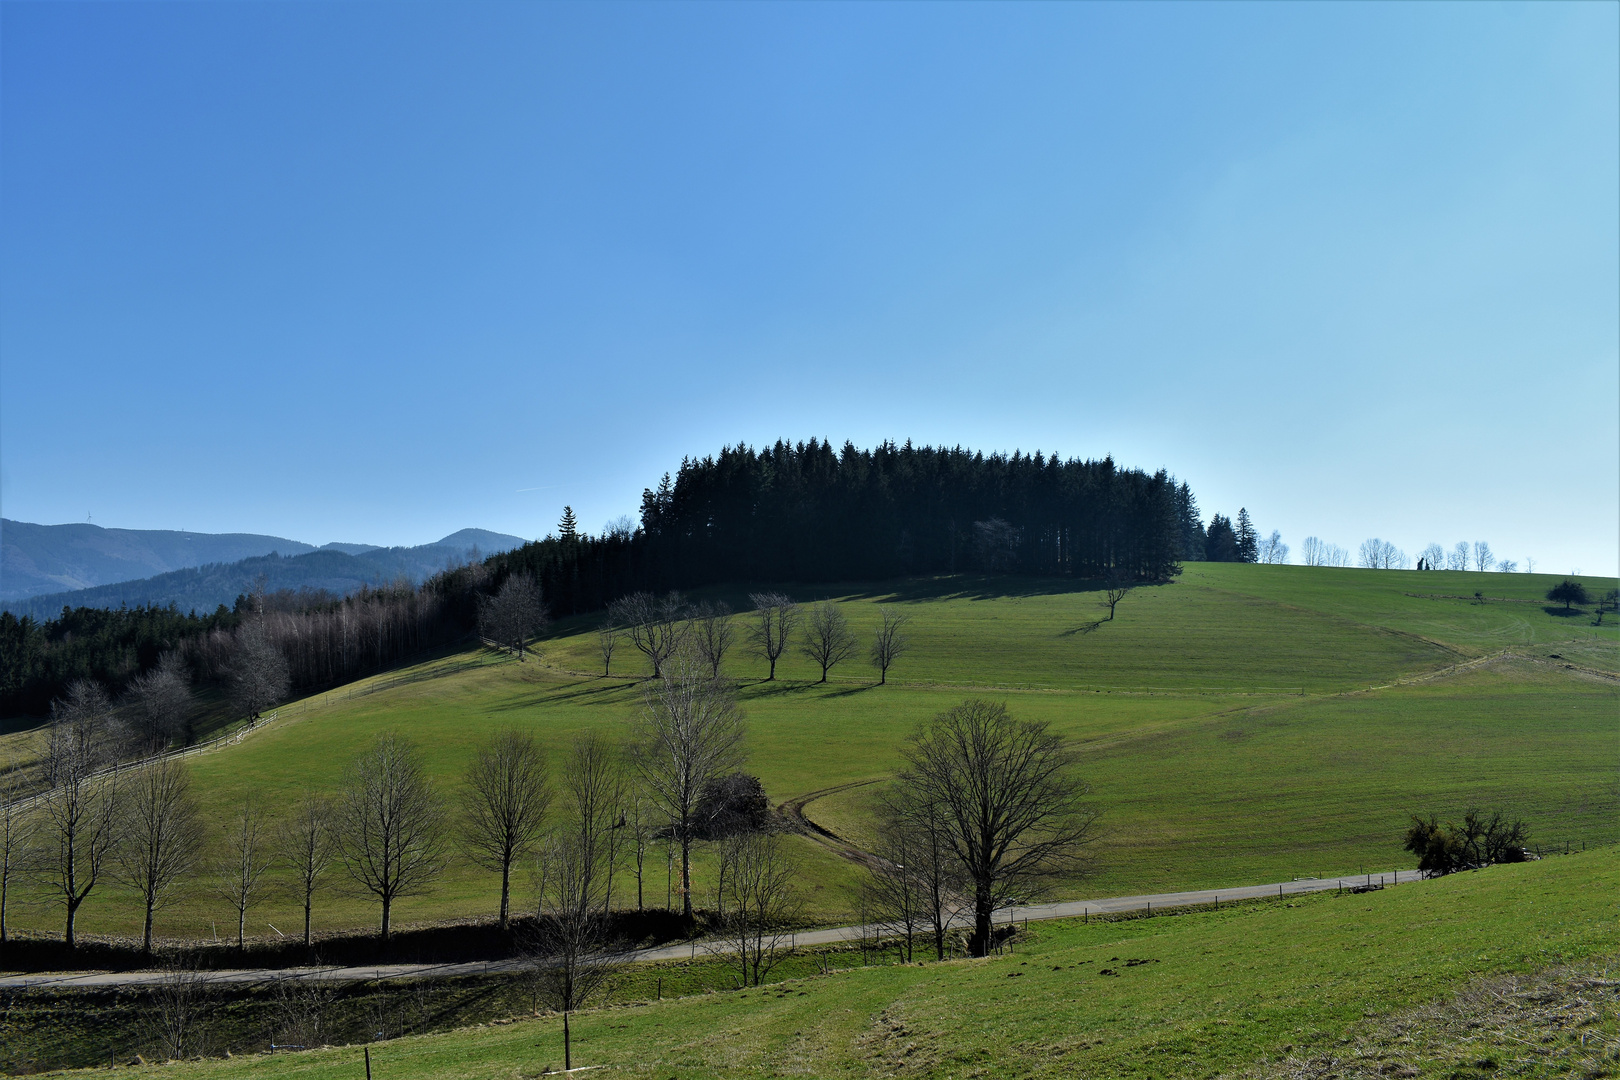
(820, 684), (878, 698)
(738, 680), (819, 701)
(1543, 606), (1587, 618)
(487, 679), (644, 711)
(1059, 621), (1105, 637)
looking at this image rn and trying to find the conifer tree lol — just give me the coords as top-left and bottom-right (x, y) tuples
(1235, 509), (1259, 564)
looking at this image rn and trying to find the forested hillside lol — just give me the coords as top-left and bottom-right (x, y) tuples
(1, 440), (1207, 717)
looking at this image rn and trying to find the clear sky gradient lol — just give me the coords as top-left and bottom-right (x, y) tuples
(2, 3), (1615, 574)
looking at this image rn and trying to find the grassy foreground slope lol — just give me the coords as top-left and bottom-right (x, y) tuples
(5, 564), (1615, 943)
(114, 847), (1619, 1079)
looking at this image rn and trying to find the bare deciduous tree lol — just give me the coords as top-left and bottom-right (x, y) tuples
(38, 682), (122, 947)
(626, 794), (656, 911)
(275, 793), (338, 949)
(114, 759), (204, 955)
(688, 601), (736, 679)
(336, 732), (447, 944)
(217, 800), (271, 952)
(0, 764), (35, 946)
(595, 617), (621, 677)
(869, 606), (911, 685)
(872, 789), (964, 962)
(1473, 541), (1495, 572)
(148, 955), (210, 1061)
(801, 601), (857, 683)
(478, 573), (549, 661)
(1358, 538), (1408, 570)
(1102, 575), (1132, 621)
(631, 657), (746, 920)
(896, 699), (1097, 957)
(227, 622), (290, 723)
(462, 729), (551, 930)
(561, 734), (624, 915)
(746, 593), (798, 681)
(1448, 542), (1471, 572)
(610, 592), (686, 678)
(1419, 543), (1445, 572)
(525, 828), (624, 1072)
(123, 653), (194, 752)
(858, 811), (936, 963)
(712, 831), (801, 987)
(1257, 530), (1289, 565)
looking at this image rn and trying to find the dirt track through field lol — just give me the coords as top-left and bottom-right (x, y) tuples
(775, 779), (884, 871)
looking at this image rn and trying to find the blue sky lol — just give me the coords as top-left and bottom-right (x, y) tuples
(2, 2), (1615, 574)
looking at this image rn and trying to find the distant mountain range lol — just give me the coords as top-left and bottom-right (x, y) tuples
(0, 520), (528, 618)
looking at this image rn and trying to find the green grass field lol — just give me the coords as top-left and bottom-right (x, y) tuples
(62, 846), (1619, 1079)
(3, 564), (1615, 945)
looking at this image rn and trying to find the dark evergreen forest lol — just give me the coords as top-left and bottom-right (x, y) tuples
(3, 439), (1241, 718)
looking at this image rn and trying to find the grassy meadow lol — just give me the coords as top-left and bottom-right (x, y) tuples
(59, 846), (1620, 1078)
(1, 563), (1615, 945)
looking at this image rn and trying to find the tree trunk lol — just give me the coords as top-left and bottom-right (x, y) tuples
(304, 897), (312, 948)
(143, 903), (155, 956)
(972, 882), (994, 958)
(65, 897), (80, 949)
(680, 832), (693, 920)
(238, 906), (246, 951)
(499, 860), (511, 930)
(767, 656), (776, 680)
(381, 895), (392, 945)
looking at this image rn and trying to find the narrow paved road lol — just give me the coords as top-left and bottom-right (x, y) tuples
(0, 869), (1418, 990)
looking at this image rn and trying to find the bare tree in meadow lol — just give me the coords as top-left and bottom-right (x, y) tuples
(1448, 542), (1471, 572)
(896, 699), (1096, 957)
(869, 607), (911, 685)
(561, 734), (624, 915)
(1102, 574), (1132, 621)
(1257, 531), (1289, 565)
(801, 601), (857, 683)
(610, 592), (686, 678)
(626, 794), (657, 910)
(462, 729), (551, 930)
(874, 789), (964, 962)
(217, 800), (272, 952)
(631, 657), (746, 920)
(336, 732), (447, 944)
(0, 764), (35, 946)
(38, 681), (122, 947)
(746, 593), (798, 680)
(527, 828), (624, 1072)
(275, 793), (338, 949)
(713, 831), (801, 987)
(688, 601), (736, 679)
(479, 573), (549, 661)
(1473, 541), (1495, 572)
(596, 617), (621, 677)
(114, 759), (205, 955)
